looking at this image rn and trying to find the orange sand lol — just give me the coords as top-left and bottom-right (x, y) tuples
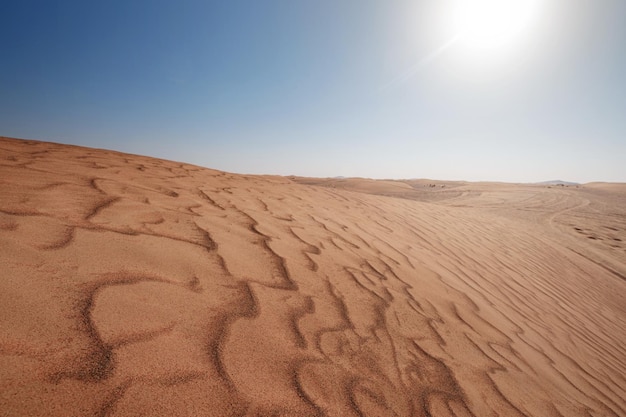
(1, 137), (625, 416)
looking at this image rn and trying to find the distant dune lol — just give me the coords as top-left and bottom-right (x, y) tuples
(1, 137), (625, 417)
(535, 180), (580, 186)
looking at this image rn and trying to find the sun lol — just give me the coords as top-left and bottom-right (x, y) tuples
(448, 0), (540, 50)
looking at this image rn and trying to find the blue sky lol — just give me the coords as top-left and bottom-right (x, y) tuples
(1, 0), (625, 182)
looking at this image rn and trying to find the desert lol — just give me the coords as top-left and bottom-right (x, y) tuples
(1, 136), (625, 416)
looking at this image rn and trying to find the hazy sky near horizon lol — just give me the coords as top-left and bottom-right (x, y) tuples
(1, 0), (625, 182)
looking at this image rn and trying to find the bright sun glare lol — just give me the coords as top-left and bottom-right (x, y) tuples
(449, 0), (540, 49)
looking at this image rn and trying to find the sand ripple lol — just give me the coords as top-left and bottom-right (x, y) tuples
(1, 137), (625, 416)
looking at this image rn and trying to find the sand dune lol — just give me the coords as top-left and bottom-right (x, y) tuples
(1, 137), (625, 417)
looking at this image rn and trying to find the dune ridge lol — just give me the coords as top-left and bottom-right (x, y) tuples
(1, 137), (625, 416)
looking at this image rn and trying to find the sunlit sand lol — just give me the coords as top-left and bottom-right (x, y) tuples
(1, 137), (625, 416)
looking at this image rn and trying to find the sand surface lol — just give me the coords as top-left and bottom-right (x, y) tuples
(1, 137), (625, 417)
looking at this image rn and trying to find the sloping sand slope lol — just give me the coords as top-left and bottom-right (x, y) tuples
(1, 137), (625, 417)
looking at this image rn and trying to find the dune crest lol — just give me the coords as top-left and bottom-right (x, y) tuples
(1, 137), (625, 417)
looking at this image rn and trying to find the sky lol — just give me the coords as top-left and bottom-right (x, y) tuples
(1, 0), (625, 183)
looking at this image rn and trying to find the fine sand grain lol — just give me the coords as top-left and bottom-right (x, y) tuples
(1, 137), (625, 416)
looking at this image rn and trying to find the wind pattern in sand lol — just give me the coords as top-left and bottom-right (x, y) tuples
(1, 138), (625, 416)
